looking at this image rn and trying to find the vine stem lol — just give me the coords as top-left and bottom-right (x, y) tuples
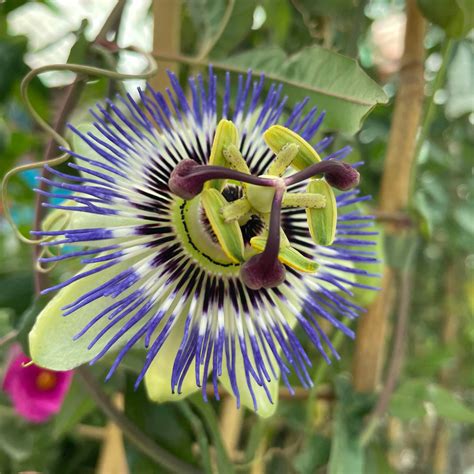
(78, 367), (200, 474)
(359, 239), (417, 446)
(351, 0), (426, 394)
(32, 79), (85, 293)
(413, 38), (454, 162)
(304, 322), (348, 432)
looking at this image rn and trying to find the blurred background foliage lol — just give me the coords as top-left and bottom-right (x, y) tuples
(0, 0), (473, 473)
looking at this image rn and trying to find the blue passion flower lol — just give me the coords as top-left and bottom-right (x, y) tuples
(29, 68), (379, 417)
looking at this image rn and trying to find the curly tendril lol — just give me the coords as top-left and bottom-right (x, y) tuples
(1, 45), (158, 245)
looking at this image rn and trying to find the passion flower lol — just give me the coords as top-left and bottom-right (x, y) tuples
(29, 68), (378, 417)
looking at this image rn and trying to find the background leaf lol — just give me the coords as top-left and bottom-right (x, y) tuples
(417, 0), (474, 38)
(223, 45), (388, 134)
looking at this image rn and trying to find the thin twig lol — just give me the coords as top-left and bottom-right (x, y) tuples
(0, 330), (19, 347)
(373, 210), (413, 227)
(178, 402), (214, 474)
(78, 367), (200, 474)
(359, 239), (417, 446)
(197, 0), (235, 59)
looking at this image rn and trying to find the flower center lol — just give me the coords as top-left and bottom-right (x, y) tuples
(36, 370), (57, 391)
(168, 120), (360, 289)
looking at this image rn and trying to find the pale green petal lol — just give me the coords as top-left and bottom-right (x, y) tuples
(318, 253), (356, 292)
(144, 317), (199, 403)
(219, 348), (280, 418)
(72, 124), (117, 175)
(29, 256), (147, 370)
(42, 198), (142, 235)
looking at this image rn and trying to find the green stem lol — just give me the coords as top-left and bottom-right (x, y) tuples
(78, 368), (200, 474)
(243, 417), (268, 464)
(190, 396), (235, 474)
(178, 401), (214, 474)
(413, 39), (454, 161)
(304, 322), (349, 433)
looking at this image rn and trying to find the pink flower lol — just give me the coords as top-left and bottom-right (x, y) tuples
(2, 344), (73, 423)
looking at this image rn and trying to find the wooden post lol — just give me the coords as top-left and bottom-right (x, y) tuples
(150, 0), (182, 92)
(352, 0), (426, 393)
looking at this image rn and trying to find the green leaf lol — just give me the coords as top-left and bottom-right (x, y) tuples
(0, 417), (34, 462)
(222, 45), (388, 134)
(187, 0), (255, 58)
(0, 35), (27, 102)
(293, 434), (331, 473)
(187, 0), (227, 48)
(446, 42), (474, 119)
(327, 377), (374, 474)
(125, 377), (197, 465)
(418, 0), (474, 38)
(389, 379), (428, 421)
(52, 376), (96, 438)
(428, 385), (474, 423)
(0, 271), (34, 316)
(390, 379), (474, 423)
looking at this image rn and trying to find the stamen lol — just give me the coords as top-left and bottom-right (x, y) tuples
(267, 143), (299, 176)
(240, 185), (286, 290)
(221, 197), (251, 223)
(223, 144), (250, 174)
(282, 192), (326, 209)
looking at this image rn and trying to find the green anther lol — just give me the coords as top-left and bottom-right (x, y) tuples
(282, 192), (326, 209)
(201, 188), (245, 263)
(250, 236), (319, 273)
(246, 175), (277, 213)
(206, 119), (239, 191)
(264, 125), (321, 170)
(306, 178), (337, 246)
(267, 143), (299, 176)
(221, 197), (251, 223)
(223, 144), (250, 174)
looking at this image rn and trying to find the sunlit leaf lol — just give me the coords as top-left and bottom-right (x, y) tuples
(222, 45), (388, 134)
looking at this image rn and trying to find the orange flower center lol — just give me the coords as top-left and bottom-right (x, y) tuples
(36, 370), (57, 391)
